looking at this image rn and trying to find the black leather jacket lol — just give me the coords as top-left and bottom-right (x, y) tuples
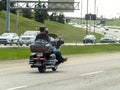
(35, 33), (50, 42)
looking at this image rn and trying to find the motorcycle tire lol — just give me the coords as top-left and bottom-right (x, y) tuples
(52, 65), (58, 71)
(38, 66), (46, 73)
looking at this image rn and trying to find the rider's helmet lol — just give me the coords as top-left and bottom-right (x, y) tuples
(39, 26), (46, 32)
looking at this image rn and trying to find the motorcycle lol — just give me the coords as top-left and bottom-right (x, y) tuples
(29, 34), (64, 73)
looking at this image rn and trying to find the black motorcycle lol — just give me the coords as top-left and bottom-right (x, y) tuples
(29, 34), (64, 73)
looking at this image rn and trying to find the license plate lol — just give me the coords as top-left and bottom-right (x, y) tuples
(37, 53), (43, 56)
(35, 62), (41, 66)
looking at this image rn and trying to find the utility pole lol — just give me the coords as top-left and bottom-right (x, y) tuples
(94, 0), (96, 34)
(81, 0), (83, 24)
(86, 0), (89, 35)
(6, 0), (10, 33)
(16, 1), (19, 34)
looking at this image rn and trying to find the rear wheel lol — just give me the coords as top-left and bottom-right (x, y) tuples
(19, 43), (23, 46)
(52, 65), (58, 71)
(26, 44), (29, 46)
(38, 66), (46, 73)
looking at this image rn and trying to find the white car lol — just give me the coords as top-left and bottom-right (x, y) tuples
(0, 33), (19, 45)
(83, 35), (96, 44)
(100, 35), (118, 43)
(19, 31), (39, 46)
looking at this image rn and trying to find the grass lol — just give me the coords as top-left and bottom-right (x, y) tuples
(0, 44), (120, 61)
(106, 19), (120, 26)
(60, 44), (120, 55)
(0, 47), (30, 61)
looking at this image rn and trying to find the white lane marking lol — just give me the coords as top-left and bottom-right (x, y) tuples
(6, 86), (27, 90)
(0, 66), (29, 71)
(80, 71), (104, 77)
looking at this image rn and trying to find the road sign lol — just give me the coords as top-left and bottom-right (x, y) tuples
(10, 0), (80, 11)
(6, 0), (80, 32)
(85, 14), (96, 20)
(48, 0), (74, 12)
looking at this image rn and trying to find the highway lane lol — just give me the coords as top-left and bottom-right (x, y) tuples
(95, 27), (120, 37)
(1, 52), (120, 90)
(73, 24), (120, 37)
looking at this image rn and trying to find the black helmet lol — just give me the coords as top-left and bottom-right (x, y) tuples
(39, 26), (46, 32)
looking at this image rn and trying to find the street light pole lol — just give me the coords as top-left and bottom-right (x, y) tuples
(86, 0), (89, 35)
(94, 0), (96, 34)
(81, 0), (83, 24)
(16, 1), (19, 34)
(6, 0), (10, 33)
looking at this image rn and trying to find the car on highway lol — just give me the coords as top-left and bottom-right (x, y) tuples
(104, 27), (109, 31)
(19, 31), (39, 46)
(0, 33), (19, 45)
(83, 34), (96, 44)
(100, 35), (118, 43)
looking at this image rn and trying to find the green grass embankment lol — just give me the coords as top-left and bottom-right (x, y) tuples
(0, 44), (120, 61)
(0, 47), (30, 61)
(60, 44), (120, 55)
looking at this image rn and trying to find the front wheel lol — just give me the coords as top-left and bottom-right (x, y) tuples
(38, 66), (46, 73)
(26, 44), (29, 46)
(16, 40), (19, 45)
(10, 40), (13, 46)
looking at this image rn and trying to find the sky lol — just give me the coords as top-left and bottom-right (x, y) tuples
(64, 0), (120, 19)
(12, 0), (120, 19)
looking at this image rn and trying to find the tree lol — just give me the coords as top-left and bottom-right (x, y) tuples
(50, 12), (65, 24)
(2, 0), (6, 10)
(42, 4), (49, 20)
(0, 0), (16, 14)
(10, 2), (17, 14)
(0, 1), (2, 12)
(34, 2), (48, 23)
(0, 0), (6, 11)
(22, 3), (32, 18)
(58, 13), (65, 23)
(50, 12), (58, 21)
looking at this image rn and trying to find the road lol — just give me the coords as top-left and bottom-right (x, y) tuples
(73, 24), (120, 37)
(1, 52), (120, 90)
(95, 27), (120, 37)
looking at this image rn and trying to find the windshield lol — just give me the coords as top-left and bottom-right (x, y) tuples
(104, 35), (114, 39)
(1, 33), (13, 37)
(85, 35), (95, 38)
(23, 31), (38, 36)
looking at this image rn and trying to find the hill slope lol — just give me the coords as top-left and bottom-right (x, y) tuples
(0, 11), (102, 42)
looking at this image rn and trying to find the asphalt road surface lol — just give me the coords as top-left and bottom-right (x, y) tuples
(74, 24), (120, 38)
(1, 52), (120, 90)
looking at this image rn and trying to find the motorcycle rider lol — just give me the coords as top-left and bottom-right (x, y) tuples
(35, 26), (67, 65)
(35, 26), (50, 42)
